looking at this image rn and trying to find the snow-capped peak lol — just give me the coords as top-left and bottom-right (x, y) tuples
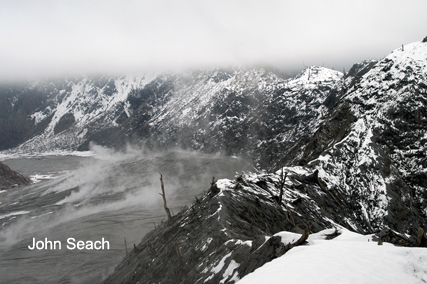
(288, 66), (343, 89)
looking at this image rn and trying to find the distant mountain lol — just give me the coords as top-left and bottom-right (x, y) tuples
(1, 40), (426, 233)
(0, 66), (343, 169)
(0, 74), (157, 153)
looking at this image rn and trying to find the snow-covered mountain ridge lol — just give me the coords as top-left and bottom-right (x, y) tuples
(303, 40), (427, 234)
(0, 74), (157, 153)
(1, 39), (427, 284)
(102, 40), (427, 283)
(1, 40), (426, 234)
(0, 65), (343, 169)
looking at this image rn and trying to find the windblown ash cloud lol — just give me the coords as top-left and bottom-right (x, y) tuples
(0, 0), (426, 79)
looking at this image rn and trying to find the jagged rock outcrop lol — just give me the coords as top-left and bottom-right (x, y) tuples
(0, 161), (31, 190)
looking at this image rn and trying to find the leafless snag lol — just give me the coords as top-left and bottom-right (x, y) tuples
(285, 223), (311, 252)
(210, 176), (220, 194)
(278, 168), (295, 226)
(293, 223), (311, 246)
(159, 173), (172, 224)
(278, 168), (287, 205)
(124, 237), (128, 256)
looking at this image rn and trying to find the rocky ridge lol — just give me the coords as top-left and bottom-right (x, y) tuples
(103, 172), (338, 284)
(103, 167), (426, 284)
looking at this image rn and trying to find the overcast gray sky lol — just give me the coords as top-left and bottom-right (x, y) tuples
(1, 0), (426, 79)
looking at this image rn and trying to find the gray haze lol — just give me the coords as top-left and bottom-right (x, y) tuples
(1, 0), (426, 79)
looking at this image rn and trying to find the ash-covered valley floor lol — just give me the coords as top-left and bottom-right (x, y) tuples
(0, 147), (253, 284)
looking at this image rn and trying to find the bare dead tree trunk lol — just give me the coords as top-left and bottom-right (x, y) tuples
(278, 168), (287, 204)
(159, 173), (172, 224)
(293, 223), (311, 246)
(284, 223), (311, 252)
(278, 168), (295, 226)
(124, 237), (128, 256)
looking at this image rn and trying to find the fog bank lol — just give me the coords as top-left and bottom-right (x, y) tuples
(1, 0), (426, 80)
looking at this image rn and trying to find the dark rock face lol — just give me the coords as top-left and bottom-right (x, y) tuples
(344, 60), (378, 90)
(53, 112), (75, 134)
(0, 161), (31, 190)
(0, 76), (139, 153)
(283, 101), (356, 167)
(0, 84), (51, 150)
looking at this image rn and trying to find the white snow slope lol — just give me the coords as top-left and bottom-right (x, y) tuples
(238, 228), (427, 284)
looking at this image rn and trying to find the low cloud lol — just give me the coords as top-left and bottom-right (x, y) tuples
(1, 0), (426, 79)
